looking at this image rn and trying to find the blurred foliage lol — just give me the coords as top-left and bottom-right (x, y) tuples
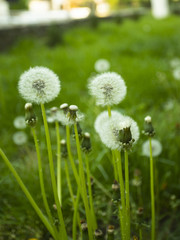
(0, 15), (180, 239)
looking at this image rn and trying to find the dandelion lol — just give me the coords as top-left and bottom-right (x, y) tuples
(172, 68), (180, 81)
(98, 114), (139, 150)
(12, 131), (27, 145)
(94, 59), (110, 73)
(142, 139), (162, 157)
(13, 116), (26, 129)
(170, 58), (180, 68)
(88, 72), (127, 106)
(18, 66), (60, 104)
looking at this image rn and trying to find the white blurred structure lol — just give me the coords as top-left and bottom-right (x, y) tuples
(150, 0), (169, 19)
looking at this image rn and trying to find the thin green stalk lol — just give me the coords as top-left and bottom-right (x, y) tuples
(74, 123), (93, 240)
(0, 149), (56, 239)
(112, 150), (118, 180)
(149, 137), (155, 240)
(66, 125), (79, 184)
(55, 120), (62, 206)
(139, 227), (142, 240)
(107, 105), (112, 117)
(125, 149), (130, 240)
(31, 128), (59, 239)
(115, 150), (126, 240)
(41, 103), (67, 240)
(85, 154), (97, 230)
(73, 188), (81, 240)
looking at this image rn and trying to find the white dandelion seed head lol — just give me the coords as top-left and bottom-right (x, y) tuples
(170, 58), (180, 68)
(18, 66), (61, 104)
(98, 114), (139, 150)
(142, 139), (162, 157)
(88, 72), (127, 106)
(13, 116), (26, 129)
(145, 115), (152, 123)
(94, 59), (110, 73)
(173, 68), (180, 81)
(58, 108), (84, 126)
(13, 131), (28, 145)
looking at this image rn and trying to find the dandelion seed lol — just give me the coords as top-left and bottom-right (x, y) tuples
(88, 72), (127, 106)
(18, 66), (61, 104)
(142, 139), (162, 157)
(13, 131), (28, 145)
(94, 59), (110, 73)
(13, 116), (26, 129)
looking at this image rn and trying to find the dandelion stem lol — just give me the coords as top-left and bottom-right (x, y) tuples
(41, 103), (67, 239)
(115, 150), (126, 240)
(85, 153), (97, 230)
(107, 105), (112, 117)
(125, 149), (130, 240)
(55, 120), (62, 206)
(112, 150), (118, 180)
(31, 128), (59, 239)
(0, 148), (56, 239)
(74, 123), (93, 240)
(149, 137), (155, 240)
(139, 227), (142, 240)
(73, 188), (81, 240)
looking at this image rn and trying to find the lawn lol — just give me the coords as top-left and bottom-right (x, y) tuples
(0, 14), (180, 239)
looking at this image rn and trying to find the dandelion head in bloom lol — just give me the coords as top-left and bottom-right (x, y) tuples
(18, 66), (61, 104)
(173, 68), (180, 81)
(13, 131), (28, 145)
(142, 139), (162, 157)
(88, 72), (127, 106)
(94, 59), (110, 73)
(13, 116), (26, 129)
(96, 112), (139, 150)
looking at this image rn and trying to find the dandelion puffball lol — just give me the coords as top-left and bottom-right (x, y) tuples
(142, 139), (162, 157)
(94, 59), (110, 73)
(13, 131), (28, 145)
(13, 116), (26, 129)
(18, 66), (61, 104)
(88, 72), (127, 106)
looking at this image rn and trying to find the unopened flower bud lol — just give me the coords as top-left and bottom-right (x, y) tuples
(118, 126), (135, 150)
(25, 103), (37, 127)
(80, 220), (88, 240)
(94, 229), (103, 240)
(107, 225), (115, 240)
(60, 139), (68, 158)
(60, 103), (69, 114)
(69, 105), (78, 121)
(81, 132), (91, 153)
(143, 116), (155, 137)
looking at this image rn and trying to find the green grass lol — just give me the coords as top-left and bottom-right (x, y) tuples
(0, 14), (180, 239)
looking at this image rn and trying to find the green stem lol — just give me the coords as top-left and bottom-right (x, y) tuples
(115, 150), (126, 240)
(73, 188), (81, 240)
(0, 149), (56, 239)
(125, 149), (130, 240)
(149, 137), (155, 240)
(74, 123), (93, 240)
(32, 128), (58, 239)
(55, 120), (62, 206)
(41, 103), (67, 240)
(112, 150), (118, 180)
(139, 227), (142, 240)
(85, 154), (97, 230)
(107, 105), (112, 117)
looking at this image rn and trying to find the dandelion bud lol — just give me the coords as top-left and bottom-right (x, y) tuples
(143, 115), (155, 137)
(60, 103), (69, 114)
(80, 220), (88, 240)
(112, 180), (120, 203)
(50, 107), (58, 113)
(118, 126), (135, 150)
(25, 103), (37, 127)
(94, 229), (103, 240)
(107, 225), (115, 240)
(60, 139), (68, 159)
(69, 105), (78, 121)
(81, 132), (91, 153)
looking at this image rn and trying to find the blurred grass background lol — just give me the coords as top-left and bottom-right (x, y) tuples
(0, 14), (180, 239)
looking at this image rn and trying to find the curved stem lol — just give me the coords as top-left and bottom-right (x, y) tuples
(41, 103), (67, 240)
(85, 154), (97, 230)
(32, 128), (59, 239)
(125, 149), (130, 240)
(0, 149), (56, 239)
(74, 123), (93, 240)
(149, 137), (155, 240)
(55, 120), (62, 206)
